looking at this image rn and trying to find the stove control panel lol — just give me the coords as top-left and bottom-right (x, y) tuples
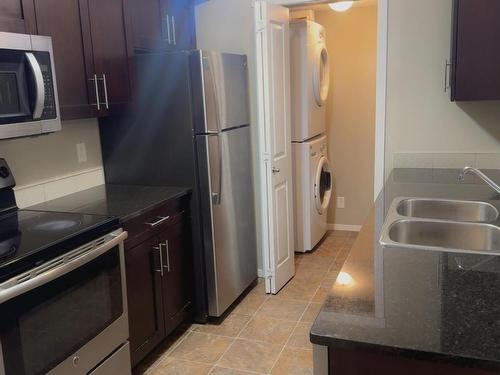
(0, 159), (15, 190)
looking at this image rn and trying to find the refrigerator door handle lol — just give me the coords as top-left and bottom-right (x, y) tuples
(204, 54), (223, 205)
(208, 133), (222, 206)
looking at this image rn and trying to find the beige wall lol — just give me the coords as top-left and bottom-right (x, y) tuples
(0, 118), (103, 186)
(315, 5), (377, 227)
(385, 0), (500, 177)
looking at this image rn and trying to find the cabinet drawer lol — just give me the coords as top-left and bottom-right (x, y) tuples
(122, 196), (189, 248)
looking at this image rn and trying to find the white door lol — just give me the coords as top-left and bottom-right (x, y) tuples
(255, 0), (295, 294)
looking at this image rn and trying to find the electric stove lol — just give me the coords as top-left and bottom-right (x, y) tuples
(0, 158), (119, 281)
(0, 158), (130, 375)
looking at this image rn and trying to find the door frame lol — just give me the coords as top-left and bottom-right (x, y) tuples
(268, 0), (388, 199)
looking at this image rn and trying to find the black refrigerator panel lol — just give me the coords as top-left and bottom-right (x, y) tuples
(100, 52), (195, 188)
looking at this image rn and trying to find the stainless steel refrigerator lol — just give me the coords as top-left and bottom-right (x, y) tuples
(100, 50), (257, 318)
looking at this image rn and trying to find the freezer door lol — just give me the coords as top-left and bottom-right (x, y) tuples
(196, 126), (257, 316)
(196, 51), (250, 134)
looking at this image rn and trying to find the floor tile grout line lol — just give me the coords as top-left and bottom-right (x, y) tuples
(144, 328), (195, 374)
(142, 231), (356, 375)
(210, 292), (271, 372)
(268, 238), (335, 374)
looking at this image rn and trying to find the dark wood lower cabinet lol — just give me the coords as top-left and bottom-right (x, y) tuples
(329, 348), (497, 375)
(125, 237), (165, 367)
(159, 217), (192, 335)
(124, 199), (193, 367)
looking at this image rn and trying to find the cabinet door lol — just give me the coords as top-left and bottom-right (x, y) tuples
(158, 215), (193, 335)
(125, 237), (166, 367)
(129, 0), (167, 51)
(166, 0), (196, 51)
(81, 0), (132, 115)
(451, 0), (500, 101)
(0, 0), (36, 34)
(33, 0), (96, 120)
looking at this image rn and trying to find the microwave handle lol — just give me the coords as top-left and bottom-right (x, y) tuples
(25, 52), (45, 119)
(0, 230), (128, 304)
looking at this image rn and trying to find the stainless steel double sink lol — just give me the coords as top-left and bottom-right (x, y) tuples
(380, 198), (500, 255)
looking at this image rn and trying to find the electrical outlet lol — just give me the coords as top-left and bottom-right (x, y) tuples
(337, 197), (345, 209)
(76, 143), (87, 163)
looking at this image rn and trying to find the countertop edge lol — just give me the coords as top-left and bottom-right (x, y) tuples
(309, 332), (500, 371)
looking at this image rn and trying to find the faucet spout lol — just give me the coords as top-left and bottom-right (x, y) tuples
(459, 166), (500, 195)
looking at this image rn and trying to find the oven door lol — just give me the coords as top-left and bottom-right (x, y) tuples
(0, 230), (129, 375)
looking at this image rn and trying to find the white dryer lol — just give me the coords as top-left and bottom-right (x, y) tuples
(290, 20), (330, 142)
(293, 135), (333, 252)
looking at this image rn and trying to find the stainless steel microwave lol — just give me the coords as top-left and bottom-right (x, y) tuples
(0, 32), (60, 140)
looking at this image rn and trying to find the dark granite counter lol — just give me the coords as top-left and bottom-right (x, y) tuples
(310, 168), (500, 371)
(28, 184), (191, 222)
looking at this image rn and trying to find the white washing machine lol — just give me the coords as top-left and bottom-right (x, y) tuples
(293, 135), (333, 252)
(290, 20), (330, 142)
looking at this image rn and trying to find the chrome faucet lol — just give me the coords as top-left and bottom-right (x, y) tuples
(459, 166), (500, 194)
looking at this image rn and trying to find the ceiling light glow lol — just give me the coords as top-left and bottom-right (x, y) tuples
(329, 1), (354, 12)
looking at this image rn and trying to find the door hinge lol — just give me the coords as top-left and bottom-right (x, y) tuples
(256, 21), (265, 33)
(265, 269), (274, 279)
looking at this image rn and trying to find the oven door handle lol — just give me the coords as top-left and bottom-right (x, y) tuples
(0, 230), (128, 304)
(25, 52), (45, 119)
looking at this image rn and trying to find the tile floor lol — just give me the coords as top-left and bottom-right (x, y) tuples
(134, 230), (357, 375)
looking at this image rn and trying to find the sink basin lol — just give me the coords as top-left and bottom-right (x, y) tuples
(396, 198), (498, 223)
(386, 220), (500, 255)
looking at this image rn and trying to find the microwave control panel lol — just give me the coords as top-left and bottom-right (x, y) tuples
(35, 52), (57, 120)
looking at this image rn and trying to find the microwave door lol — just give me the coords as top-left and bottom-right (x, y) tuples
(24, 52), (45, 120)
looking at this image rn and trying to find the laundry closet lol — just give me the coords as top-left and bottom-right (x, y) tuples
(195, 0), (378, 293)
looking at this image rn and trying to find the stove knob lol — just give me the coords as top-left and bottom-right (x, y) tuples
(0, 167), (9, 179)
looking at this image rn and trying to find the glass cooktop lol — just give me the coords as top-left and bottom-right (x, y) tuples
(0, 210), (119, 282)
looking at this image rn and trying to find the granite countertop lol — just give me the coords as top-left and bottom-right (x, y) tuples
(28, 184), (191, 222)
(310, 168), (500, 371)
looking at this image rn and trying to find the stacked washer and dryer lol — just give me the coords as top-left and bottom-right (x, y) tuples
(291, 19), (333, 253)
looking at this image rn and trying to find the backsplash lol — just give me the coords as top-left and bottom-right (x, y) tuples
(0, 118), (104, 208)
(393, 153), (500, 170)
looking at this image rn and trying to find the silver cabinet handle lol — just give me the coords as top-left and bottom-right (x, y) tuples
(25, 52), (45, 119)
(89, 74), (101, 111)
(101, 73), (109, 110)
(145, 216), (170, 227)
(163, 240), (170, 272)
(166, 13), (171, 44)
(445, 59), (451, 93)
(153, 245), (164, 277)
(171, 16), (176, 45)
(272, 167), (280, 174)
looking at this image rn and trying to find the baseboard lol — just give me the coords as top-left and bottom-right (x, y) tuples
(327, 224), (362, 232)
(14, 167), (105, 208)
(257, 268), (264, 278)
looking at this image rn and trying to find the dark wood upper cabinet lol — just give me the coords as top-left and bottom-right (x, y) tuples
(168, 0), (196, 51)
(80, 0), (133, 116)
(128, 0), (196, 52)
(25, 0), (132, 120)
(0, 0), (36, 34)
(451, 0), (500, 101)
(33, 0), (96, 119)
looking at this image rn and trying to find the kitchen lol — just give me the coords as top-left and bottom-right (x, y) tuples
(1, 0), (500, 374)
